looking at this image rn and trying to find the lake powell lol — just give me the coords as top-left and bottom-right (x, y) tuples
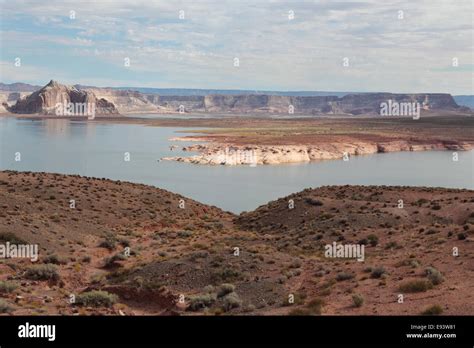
(1, 116), (472, 213)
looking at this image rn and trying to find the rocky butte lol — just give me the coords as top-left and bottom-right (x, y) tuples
(6, 80), (119, 115)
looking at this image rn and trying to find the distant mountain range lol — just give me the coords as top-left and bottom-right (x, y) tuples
(112, 87), (351, 97)
(1, 81), (472, 114)
(452, 95), (474, 110)
(0, 82), (42, 92)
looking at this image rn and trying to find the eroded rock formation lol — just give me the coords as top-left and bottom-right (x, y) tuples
(8, 80), (119, 115)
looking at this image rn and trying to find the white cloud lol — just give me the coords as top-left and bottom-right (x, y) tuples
(0, 60), (53, 83)
(0, 0), (472, 93)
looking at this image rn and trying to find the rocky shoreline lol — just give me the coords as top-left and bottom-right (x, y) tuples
(162, 139), (474, 165)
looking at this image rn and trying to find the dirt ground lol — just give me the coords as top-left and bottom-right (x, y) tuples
(0, 171), (473, 316)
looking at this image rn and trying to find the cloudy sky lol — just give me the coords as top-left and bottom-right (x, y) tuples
(0, 0), (472, 93)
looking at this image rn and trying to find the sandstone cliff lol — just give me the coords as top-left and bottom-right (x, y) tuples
(2, 81), (468, 115)
(81, 87), (160, 113)
(143, 93), (464, 115)
(7, 80), (119, 115)
(162, 140), (474, 166)
(156, 93), (463, 115)
(0, 91), (31, 113)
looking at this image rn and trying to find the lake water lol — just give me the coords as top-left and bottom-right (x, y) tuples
(0, 116), (472, 213)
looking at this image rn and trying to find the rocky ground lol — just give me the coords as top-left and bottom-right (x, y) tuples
(0, 171), (473, 316)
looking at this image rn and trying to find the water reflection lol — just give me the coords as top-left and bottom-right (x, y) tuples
(0, 117), (472, 213)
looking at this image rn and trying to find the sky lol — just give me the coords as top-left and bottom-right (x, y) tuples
(0, 0), (472, 94)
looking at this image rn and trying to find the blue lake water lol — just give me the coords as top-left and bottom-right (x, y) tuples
(0, 116), (472, 213)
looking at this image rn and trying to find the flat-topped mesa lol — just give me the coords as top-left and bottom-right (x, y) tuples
(335, 93), (461, 115)
(1, 80), (469, 115)
(147, 93), (465, 115)
(8, 80), (119, 115)
(33, 87), (463, 115)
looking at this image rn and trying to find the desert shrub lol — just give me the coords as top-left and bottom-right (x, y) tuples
(0, 232), (27, 244)
(336, 272), (354, 281)
(384, 241), (399, 249)
(212, 222), (224, 230)
(43, 254), (68, 265)
(25, 264), (60, 281)
(81, 256), (91, 263)
(425, 267), (443, 285)
(289, 298), (324, 315)
(189, 250), (209, 261)
(457, 233), (467, 240)
(177, 230), (193, 238)
(367, 234), (379, 247)
(415, 198), (429, 206)
(395, 259), (420, 268)
(243, 304), (256, 313)
(104, 253), (127, 268)
(188, 293), (216, 311)
(212, 266), (242, 282)
(217, 283), (235, 298)
(222, 292), (242, 311)
(203, 285), (215, 293)
(98, 237), (116, 250)
(370, 267), (386, 279)
(305, 298), (324, 315)
(305, 198), (323, 206)
(320, 213), (334, 220)
(118, 238), (130, 247)
(352, 294), (364, 308)
(421, 305), (443, 315)
(76, 291), (118, 307)
(398, 280), (433, 293)
(0, 281), (18, 294)
(0, 299), (12, 313)
(288, 308), (311, 315)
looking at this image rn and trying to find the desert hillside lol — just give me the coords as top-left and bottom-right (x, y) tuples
(0, 171), (473, 315)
